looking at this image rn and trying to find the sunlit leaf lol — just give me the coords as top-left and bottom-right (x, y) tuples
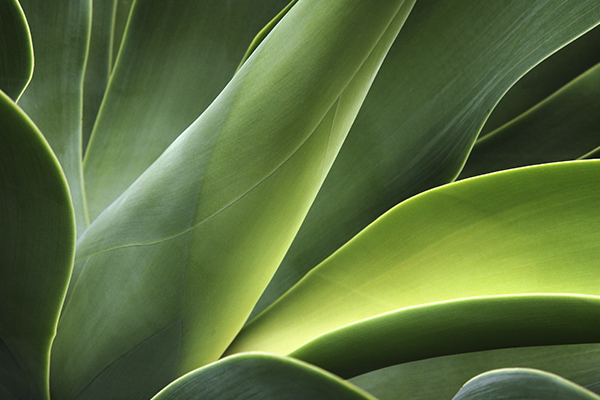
(228, 160), (600, 356)
(0, 90), (75, 400)
(250, 0), (600, 319)
(51, 1), (415, 399)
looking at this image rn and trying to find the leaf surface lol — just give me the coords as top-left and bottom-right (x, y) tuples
(459, 62), (600, 179)
(51, 1), (415, 399)
(452, 368), (600, 400)
(17, 0), (91, 236)
(0, 0), (33, 100)
(228, 160), (600, 355)
(250, 0), (600, 319)
(151, 353), (378, 400)
(0, 90), (75, 400)
(83, 0), (291, 221)
(350, 344), (600, 400)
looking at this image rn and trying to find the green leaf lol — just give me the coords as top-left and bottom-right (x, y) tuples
(480, 24), (600, 137)
(0, 0), (33, 100)
(350, 344), (600, 400)
(452, 368), (600, 400)
(82, 0), (117, 152)
(227, 160), (600, 356)
(83, 0), (291, 221)
(250, 0), (600, 320)
(151, 353), (378, 400)
(0, 90), (75, 400)
(51, 1), (415, 399)
(290, 294), (600, 378)
(110, 0), (134, 68)
(17, 0), (91, 236)
(459, 62), (600, 180)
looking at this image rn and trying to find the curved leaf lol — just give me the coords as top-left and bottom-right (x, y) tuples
(227, 160), (600, 355)
(459, 62), (600, 179)
(51, 2), (415, 399)
(0, 90), (75, 400)
(453, 368), (600, 400)
(110, 0), (134, 68)
(480, 24), (600, 136)
(0, 0), (33, 100)
(290, 294), (600, 378)
(17, 0), (91, 236)
(83, 0), (291, 221)
(151, 353), (377, 400)
(250, 0), (600, 319)
(350, 344), (600, 400)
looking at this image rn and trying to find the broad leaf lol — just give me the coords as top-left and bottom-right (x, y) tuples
(227, 160), (600, 355)
(350, 344), (600, 400)
(290, 294), (600, 378)
(459, 62), (600, 179)
(0, 0), (33, 100)
(151, 353), (378, 400)
(452, 368), (600, 400)
(0, 90), (75, 400)
(83, 0), (291, 221)
(51, 1), (415, 399)
(250, 0), (600, 319)
(17, 0), (91, 236)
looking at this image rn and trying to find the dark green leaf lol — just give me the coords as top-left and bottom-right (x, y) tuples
(0, 90), (75, 400)
(0, 0), (33, 100)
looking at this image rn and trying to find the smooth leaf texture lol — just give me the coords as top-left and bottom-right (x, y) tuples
(480, 24), (600, 136)
(51, 1), (414, 399)
(459, 62), (600, 180)
(0, 0), (33, 100)
(17, 0), (91, 236)
(250, 0), (600, 319)
(228, 160), (600, 356)
(453, 368), (600, 400)
(83, 0), (291, 221)
(81, 0), (117, 151)
(291, 294), (600, 378)
(110, 0), (134, 68)
(151, 353), (377, 400)
(0, 90), (75, 400)
(350, 344), (600, 400)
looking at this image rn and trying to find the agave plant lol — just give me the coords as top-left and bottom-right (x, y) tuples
(2, 0), (600, 399)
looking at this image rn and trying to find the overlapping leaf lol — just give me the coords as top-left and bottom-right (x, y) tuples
(452, 368), (600, 400)
(17, 0), (91, 236)
(151, 353), (378, 400)
(51, 1), (415, 399)
(83, 0), (291, 221)
(0, 0), (33, 100)
(350, 344), (600, 400)
(250, 0), (600, 318)
(227, 160), (600, 356)
(0, 90), (75, 400)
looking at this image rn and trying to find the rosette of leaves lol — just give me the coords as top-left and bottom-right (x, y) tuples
(2, 0), (600, 399)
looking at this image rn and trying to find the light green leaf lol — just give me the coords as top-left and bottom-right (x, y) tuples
(0, 90), (75, 400)
(82, 0), (117, 152)
(151, 353), (378, 400)
(350, 344), (600, 400)
(17, 0), (91, 236)
(83, 0), (291, 221)
(290, 294), (600, 378)
(228, 160), (600, 355)
(452, 368), (600, 400)
(51, 1), (415, 399)
(250, 0), (600, 319)
(0, 0), (33, 100)
(459, 62), (600, 180)
(480, 24), (600, 137)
